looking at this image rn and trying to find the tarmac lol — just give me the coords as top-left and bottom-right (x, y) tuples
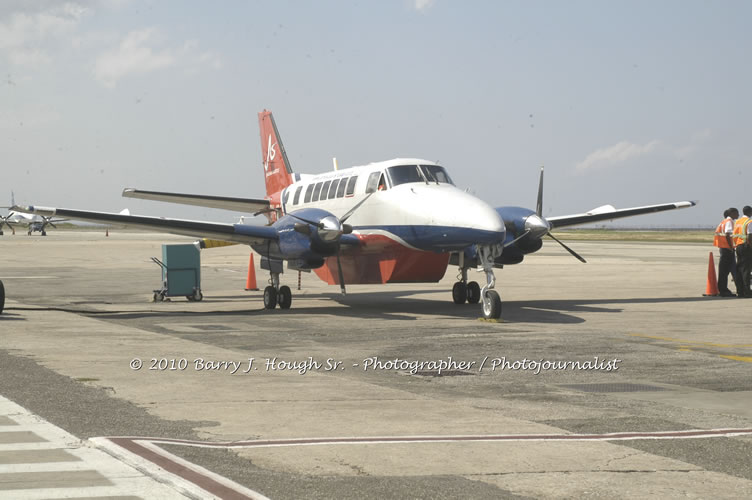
(0, 230), (751, 499)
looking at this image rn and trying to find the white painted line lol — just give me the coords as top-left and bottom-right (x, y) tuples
(105, 427), (752, 451)
(0, 276), (60, 279)
(0, 396), (190, 498)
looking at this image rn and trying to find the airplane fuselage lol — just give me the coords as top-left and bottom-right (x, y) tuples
(256, 158), (506, 285)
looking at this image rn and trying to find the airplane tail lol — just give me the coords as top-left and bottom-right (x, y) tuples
(258, 110), (295, 197)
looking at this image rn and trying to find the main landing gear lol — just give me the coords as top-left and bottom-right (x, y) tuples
(263, 271), (292, 310)
(452, 245), (502, 320)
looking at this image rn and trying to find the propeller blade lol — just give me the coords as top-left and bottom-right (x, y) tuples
(341, 192), (374, 223)
(336, 253), (346, 295)
(503, 229), (531, 248)
(536, 166), (544, 217)
(546, 232), (587, 263)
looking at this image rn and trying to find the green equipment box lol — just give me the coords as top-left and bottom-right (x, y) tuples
(151, 244), (203, 302)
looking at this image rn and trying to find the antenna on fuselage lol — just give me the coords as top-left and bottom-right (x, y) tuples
(332, 157), (339, 171)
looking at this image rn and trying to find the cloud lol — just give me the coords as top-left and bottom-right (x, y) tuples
(575, 140), (661, 173)
(0, 2), (90, 67)
(93, 29), (223, 87)
(93, 28), (175, 87)
(411, 0), (437, 12)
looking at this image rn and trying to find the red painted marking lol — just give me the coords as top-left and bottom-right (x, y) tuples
(109, 437), (253, 499)
(314, 233), (449, 284)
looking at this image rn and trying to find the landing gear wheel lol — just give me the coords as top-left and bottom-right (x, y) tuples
(482, 290), (502, 319)
(466, 281), (481, 304)
(278, 285), (292, 309)
(0, 280), (5, 314)
(452, 282), (467, 304)
(263, 285), (278, 309)
(41, 230), (47, 236)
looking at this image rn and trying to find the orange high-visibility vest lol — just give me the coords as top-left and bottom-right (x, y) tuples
(714, 218), (733, 249)
(733, 216), (750, 246)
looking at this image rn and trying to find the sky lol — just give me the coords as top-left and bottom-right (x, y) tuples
(2, 0), (750, 227)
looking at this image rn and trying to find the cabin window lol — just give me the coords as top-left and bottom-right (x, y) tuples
(283, 188), (290, 205)
(312, 182), (324, 202)
(304, 184), (314, 203)
(365, 172), (381, 193)
(337, 177), (349, 197)
(345, 176), (357, 196)
(386, 165), (423, 186)
(320, 181), (331, 201)
(293, 185), (303, 205)
(328, 179), (340, 199)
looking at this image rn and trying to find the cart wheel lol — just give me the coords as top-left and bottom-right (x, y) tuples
(186, 295), (195, 301)
(194, 289), (203, 302)
(152, 292), (158, 302)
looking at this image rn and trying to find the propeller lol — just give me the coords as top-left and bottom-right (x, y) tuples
(0, 213), (16, 234)
(290, 193), (375, 295)
(526, 166), (587, 263)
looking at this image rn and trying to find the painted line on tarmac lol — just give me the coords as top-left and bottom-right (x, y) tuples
(102, 428), (752, 451)
(94, 428), (752, 497)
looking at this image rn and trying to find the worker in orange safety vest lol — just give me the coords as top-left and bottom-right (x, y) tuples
(714, 207), (742, 297)
(733, 205), (752, 297)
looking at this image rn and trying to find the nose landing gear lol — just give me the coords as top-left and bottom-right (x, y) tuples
(452, 245), (502, 319)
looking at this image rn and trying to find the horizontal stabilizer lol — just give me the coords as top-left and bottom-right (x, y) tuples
(122, 188), (270, 214)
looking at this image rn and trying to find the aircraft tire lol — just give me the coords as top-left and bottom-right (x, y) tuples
(452, 282), (467, 304)
(278, 285), (292, 309)
(482, 290), (502, 319)
(41, 231), (47, 236)
(263, 286), (277, 309)
(466, 281), (481, 304)
(0, 280), (4, 314)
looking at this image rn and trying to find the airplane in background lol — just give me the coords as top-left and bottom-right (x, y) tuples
(14, 111), (696, 319)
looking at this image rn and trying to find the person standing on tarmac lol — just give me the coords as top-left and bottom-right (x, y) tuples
(734, 205), (752, 297)
(715, 208), (742, 297)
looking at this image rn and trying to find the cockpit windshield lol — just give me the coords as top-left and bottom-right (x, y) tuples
(421, 165), (453, 185)
(386, 164), (454, 187)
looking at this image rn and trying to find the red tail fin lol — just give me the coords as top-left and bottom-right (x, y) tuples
(258, 110), (294, 197)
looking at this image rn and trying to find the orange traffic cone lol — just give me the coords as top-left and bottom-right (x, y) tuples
(703, 251), (719, 296)
(245, 253), (258, 291)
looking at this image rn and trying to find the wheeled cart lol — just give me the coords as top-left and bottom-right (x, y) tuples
(151, 244), (202, 302)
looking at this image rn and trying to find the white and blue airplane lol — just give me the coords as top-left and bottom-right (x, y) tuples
(2, 191), (67, 236)
(14, 111), (695, 318)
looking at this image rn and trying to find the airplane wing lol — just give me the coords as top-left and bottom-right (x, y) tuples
(547, 201), (696, 229)
(12, 206), (278, 245)
(122, 188), (271, 214)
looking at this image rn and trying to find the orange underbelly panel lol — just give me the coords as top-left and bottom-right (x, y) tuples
(313, 238), (450, 285)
